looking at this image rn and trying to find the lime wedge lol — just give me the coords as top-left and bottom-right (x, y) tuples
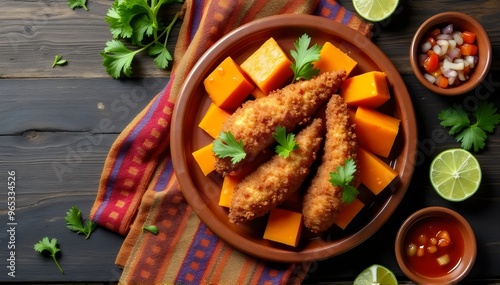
(354, 264), (398, 285)
(352, 0), (399, 22)
(430, 148), (481, 202)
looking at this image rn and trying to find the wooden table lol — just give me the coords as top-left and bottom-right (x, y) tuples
(1, 0), (499, 283)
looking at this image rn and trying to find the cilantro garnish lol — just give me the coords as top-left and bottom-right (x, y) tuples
(290, 33), (322, 82)
(101, 0), (183, 78)
(142, 225), (159, 235)
(65, 206), (97, 239)
(438, 101), (500, 152)
(212, 131), (247, 164)
(52, 54), (67, 68)
(329, 158), (359, 204)
(272, 126), (299, 158)
(34, 237), (64, 274)
(67, 0), (88, 11)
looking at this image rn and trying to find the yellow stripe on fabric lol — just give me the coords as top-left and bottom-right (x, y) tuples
(159, 209), (200, 282)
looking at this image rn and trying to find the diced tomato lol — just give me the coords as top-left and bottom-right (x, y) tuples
(461, 31), (476, 44)
(426, 37), (436, 47)
(460, 43), (478, 56)
(423, 53), (439, 73)
(436, 230), (451, 246)
(435, 76), (448, 88)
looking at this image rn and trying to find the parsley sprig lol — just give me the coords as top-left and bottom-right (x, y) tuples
(101, 0), (183, 78)
(290, 33), (322, 82)
(34, 237), (63, 274)
(438, 101), (500, 152)
(65, 206), (97, 239)
(68, 0), (88, 11)
(272, 126), (299, 158)
(213, 131), (247, 164)
(329, 158), (358, 204)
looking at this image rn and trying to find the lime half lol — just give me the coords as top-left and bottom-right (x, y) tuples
(430, 148), (481, 202)
(352, 0), (399, 22)
(354, 264), (398, 285)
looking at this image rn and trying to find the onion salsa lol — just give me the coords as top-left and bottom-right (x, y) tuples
(403, 216), (465, 277)
(418, 24), (478, 89)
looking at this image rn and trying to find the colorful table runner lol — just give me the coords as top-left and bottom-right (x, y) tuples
(90, 0), (372, 283)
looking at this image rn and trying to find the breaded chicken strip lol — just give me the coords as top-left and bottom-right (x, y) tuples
(229, 118), (323, 223)
(215, 70), (346, 176)
(302, 95), (358, 233)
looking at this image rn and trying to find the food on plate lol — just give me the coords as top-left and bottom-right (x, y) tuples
(203, 57), (255, 110)
(340, 71), (390, 108)
(228, 118), (323, 223)
(403, 216), (464, 276)
(354, 106), (400, 158)
(357, 146), (398, 195)
(240, 37), (294, 94)
(332, 198), (364, 230)
(314, 41), (358, 77)
(198, 102), (231, 139)
(302, 95), (358, 233)
(263, 208), (303, 247)
(418, 24), (478, 88)
(192, 143), (215, 176)
(213, 70), (346, 176)
(219, 175), (240, 207)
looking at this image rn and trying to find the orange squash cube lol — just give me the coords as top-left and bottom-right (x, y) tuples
(340, 71), (390, 108)
(314, 41), (358, 77)
(354, 107), (400, 158)
(263, 208), (303, 247)
(219, 176), (240, 208)
(358, 147), (398, 195)
(192, 143), (215, 176)
(198, 103), (231, 138)
(240, 37), (293, 94)
(203, 57), (254, 110)
(333, 198), (364, 230)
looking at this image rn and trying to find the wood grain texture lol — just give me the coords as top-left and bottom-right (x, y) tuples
(1, 0), (500, 283)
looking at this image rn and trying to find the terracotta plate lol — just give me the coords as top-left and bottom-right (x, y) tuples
(171, 14), (417, 262)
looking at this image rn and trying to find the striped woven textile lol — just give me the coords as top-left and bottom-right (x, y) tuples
(90, 0), (372, 284)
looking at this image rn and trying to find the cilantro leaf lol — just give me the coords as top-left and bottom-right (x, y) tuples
(68, 0), (88, 11)
(329, 158), (359, 204)
(52, 54), (67, 68)
(142, 225), (159, 235)
(65, 206), (97, 239)
(439, 102), (500, 152)
(290, 33), (321, 82)
(272, 126), (299, 158)
(34, 237), (64, 274)
(101, 0), (182, 78)
(101, 40), (139, 79)
(213, 131), (247, 164)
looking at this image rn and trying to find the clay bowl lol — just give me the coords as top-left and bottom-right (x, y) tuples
(410, 12), (492, 96)
(172, 14), (418, 262)
(395, 206), (476, 284)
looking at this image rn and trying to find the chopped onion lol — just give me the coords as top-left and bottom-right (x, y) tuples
(432, 44), (441, 55)
(443, 58), (464, 71)
(407, 243), (417, 256)
(442, 24), (454, 34)
(421, 41), (432, 53)
(437, 254), (451, 266)
(453, 31), (464, 45)
(436, 33), (453, 40)
(436, 39), (449, 56)
(465, 55), (476, 68)
(424, 73), (436, 83)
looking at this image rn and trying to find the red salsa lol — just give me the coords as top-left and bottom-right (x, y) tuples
(403, 216), (464, 277)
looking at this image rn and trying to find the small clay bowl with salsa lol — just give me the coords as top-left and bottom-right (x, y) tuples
(395, 206), (476, 284)
(410, 12), (491, 96)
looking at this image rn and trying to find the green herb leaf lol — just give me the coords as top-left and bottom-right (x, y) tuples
(213, 131), (247, 164)
(52, 54), (67, 68)
(101, 0), (183, 78)
(68, 0), (88, 11)
(439, 102), (500, 152)
(290, 33), (321, 82)
(34, 237), (64, 274)
(142, 225), (159, 235)
(272, 126), (299, 158)
(329, 158), (359, 204)
(65, 206), (97, 239)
